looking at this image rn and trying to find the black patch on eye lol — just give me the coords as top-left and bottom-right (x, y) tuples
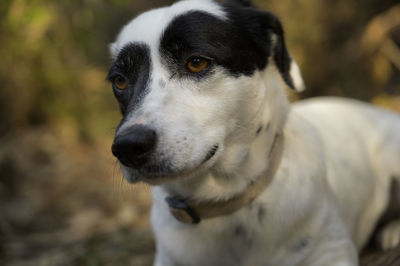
(159, 9), (274, 79)
(107, 43), (151, 115)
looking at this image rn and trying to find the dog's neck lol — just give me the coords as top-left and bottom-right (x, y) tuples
(161, 67), (290, 203)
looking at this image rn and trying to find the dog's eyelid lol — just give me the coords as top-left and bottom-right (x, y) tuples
(107, 72), (127, 82)
(185, 54), (214, 62)
(106, 63), (122, 80)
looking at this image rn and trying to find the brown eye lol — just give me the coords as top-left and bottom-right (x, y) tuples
(113, 76), (127, 90)
(186, 57), (210, 73)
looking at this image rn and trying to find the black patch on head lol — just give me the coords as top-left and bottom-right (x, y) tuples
(107, 43), (151, 115)
(159, 4), (296, 89)
(160, 9), (273, 79)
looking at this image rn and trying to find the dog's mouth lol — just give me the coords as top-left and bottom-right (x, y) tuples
(122, 144), (220, 185)
(202, 144), (219, 163)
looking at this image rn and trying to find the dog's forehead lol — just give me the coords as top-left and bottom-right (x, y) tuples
(111, 0), (226, 55)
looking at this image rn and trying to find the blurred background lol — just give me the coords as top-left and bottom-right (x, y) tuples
(0, 0), (399, 265)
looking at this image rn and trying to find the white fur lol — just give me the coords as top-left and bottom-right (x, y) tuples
(110, 1), (400, 265)
(290, 60), (305, 92)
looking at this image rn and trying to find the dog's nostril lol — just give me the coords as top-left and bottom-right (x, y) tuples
(112, 125), (157, 167)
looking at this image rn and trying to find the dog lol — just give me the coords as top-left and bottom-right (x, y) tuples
(107, 0), (400, 265)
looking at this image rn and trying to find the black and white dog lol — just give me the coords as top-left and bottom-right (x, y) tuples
(107, 0), (400, 265)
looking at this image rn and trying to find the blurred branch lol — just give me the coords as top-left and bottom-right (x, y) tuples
(381, 38), (400, 70)
(360, 4), (400, 85)
(361, 4), (400, 54)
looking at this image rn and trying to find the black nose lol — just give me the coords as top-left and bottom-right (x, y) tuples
(112, 125), (157, 168)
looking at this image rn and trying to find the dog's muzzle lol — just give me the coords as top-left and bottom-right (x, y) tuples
(112, 125), (157, 168)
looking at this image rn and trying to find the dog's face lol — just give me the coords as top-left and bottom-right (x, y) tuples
(108, 0), (303, 184)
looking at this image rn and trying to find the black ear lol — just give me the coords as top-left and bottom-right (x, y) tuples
(270, 17), (304, 91)
(260, 12), (305, 91)
(226, 4), (305, 91)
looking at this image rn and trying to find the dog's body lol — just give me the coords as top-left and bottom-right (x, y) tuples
(151, 98), (400, 266)
(108, 1), (400, 265)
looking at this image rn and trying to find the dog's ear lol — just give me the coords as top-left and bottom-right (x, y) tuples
(268, 16), (305, 92)
(231, 6), (305, 91)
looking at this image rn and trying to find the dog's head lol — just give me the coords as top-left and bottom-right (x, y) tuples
(107, 0), (304, 184)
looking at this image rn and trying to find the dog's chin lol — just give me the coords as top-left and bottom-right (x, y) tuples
(121, 163), (203, 185)
(121, 144), (220, 185)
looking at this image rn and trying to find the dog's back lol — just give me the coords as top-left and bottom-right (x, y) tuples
(292, 97), (400, 249)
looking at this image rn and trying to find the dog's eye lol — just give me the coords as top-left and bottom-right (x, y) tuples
(186, 57), (210, 73)
(113, 76), (128, 90)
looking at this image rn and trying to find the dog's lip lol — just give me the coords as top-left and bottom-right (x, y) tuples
(135, 167), (199, 185)
(126, 143), (220, 185)
(202, 144), (219, 163)
(139, 161), (209, 185)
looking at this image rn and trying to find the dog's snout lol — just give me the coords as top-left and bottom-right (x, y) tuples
(112, 125), (157, 168)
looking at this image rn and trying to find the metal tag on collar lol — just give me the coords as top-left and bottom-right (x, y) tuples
(165, 197), (201, 224)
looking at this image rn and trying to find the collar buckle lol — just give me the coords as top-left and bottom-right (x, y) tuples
(166, 197), (201, 224)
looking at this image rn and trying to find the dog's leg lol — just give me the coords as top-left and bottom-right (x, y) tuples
(378, 219), (400, 250)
